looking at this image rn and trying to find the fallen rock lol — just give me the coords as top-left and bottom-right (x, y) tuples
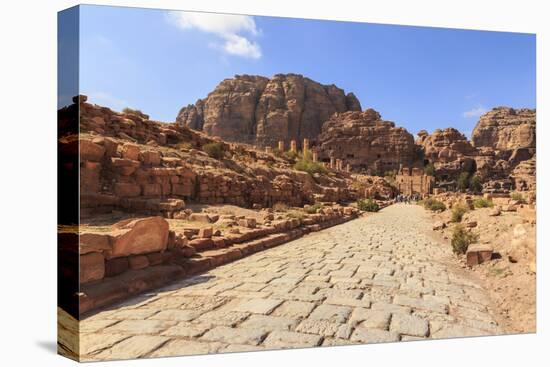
(80, 252), (105, 284)
(198, 227), (213, 238)
(433, 222), (446, 231)
(109, 216), (169, 258)
(189, 213), (212, 223)
(488, 207), (501, 216)
(238, 217), (257, 228)
(466, 244), (493, 266)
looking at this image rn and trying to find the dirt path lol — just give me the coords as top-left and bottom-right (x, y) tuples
(79, 204), (504, 361)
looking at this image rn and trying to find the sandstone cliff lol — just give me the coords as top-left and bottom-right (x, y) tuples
(472, 107), (536, 150)
(416, 128), (477, 179)
(176, 74), (361, 147)
(317, 109), (416, 174)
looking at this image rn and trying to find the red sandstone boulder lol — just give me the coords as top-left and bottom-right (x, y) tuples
(120, 143), (140, 160)
(140, 150), (162, 165)
(79, 233), (111, 254)
(108, 216), (169, 258)
(466, 244), (493, 266)
(80, 139), (105, 162)
(80, 252), (105, 284)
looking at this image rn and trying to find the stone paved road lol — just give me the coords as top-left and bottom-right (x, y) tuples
(80, 204), (503, 361)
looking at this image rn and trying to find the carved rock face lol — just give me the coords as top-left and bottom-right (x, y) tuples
(176, 74), (361, 146)
(472, 107), (536, 150)
(317, 109), (416, 174)
(417, 128), (477, 175)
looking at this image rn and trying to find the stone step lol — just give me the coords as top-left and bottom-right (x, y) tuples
(79, 215), (357, 315)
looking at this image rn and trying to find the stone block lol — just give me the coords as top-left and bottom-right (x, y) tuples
(198, 227), (213, 238)
(140, 150), (161, 165)
(80, 139), (106, 162)
(80, 252), (105, 284)
(109, 216), (169, 258)
(141, 183), (162, 197)
(238, 217), (257, 228)
(120, 143), (140, 160)
(189, 213), (212, 223)
(466, 244), (493, 266)
(114, 183), (141, 198)
(104, 257), (129, 277)
(128, 255), (149, 270)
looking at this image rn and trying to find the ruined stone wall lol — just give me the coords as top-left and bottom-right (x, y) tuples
(396, 167), (434, 196)
(67, 97), (352, 217)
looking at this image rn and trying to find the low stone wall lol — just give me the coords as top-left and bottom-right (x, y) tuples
(68, 207), (359, 315)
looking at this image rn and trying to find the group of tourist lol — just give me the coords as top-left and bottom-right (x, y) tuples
(394, 193), (421, 204)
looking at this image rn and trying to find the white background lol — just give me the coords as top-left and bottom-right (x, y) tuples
(0, 0), (547, 366)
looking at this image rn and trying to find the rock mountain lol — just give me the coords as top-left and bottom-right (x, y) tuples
(176, 73), (361, 147)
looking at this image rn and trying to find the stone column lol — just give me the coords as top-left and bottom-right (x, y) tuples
(265, 146), (272, 154)
(346, 163), (351, 172)
(312, 151), (318, 162)
(303, 138), (310, 155)
(330, 157), (335, 169)
(278, 141), (285, 152)
(336, 159), (342, 171)
(290, 140), (297, 153)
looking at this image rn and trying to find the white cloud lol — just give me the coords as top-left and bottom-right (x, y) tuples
(166, 11), (262, 59)
(463, 106), (488, 118)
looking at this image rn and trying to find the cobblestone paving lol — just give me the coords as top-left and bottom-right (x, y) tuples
(81, 204), (503, 361)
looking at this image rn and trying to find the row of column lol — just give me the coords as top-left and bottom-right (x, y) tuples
(264, 138), (351, 173)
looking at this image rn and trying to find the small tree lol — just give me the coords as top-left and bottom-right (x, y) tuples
(473, 198), (493, 208)
(202, 142), (225, 159)
(451, 203), (469, 222)
(357, 199), (380, 212)
(469, 175), (483, 194)
(451, 224), (478, 255)
(510, 192), (527, 204)
(457, 172), (470, 192)
(424, 163), (436, 177)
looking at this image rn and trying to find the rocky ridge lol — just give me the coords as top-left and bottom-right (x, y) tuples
(177, 74), (361, 147)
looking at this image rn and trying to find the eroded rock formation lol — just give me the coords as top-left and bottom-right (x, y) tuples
(416, 128), (477, 180)
(472, 107), (536, 150)
(317, 109), (416, 174)
(176, 74), (361, 147)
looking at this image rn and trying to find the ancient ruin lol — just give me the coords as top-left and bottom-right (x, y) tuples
(395, 166), (435, 196)
(317, 109), (416, 174)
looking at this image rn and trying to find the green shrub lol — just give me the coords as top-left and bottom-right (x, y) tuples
(469, 175), (483, 194)
(421, 197), (446, 212)
(424, 163), (436, 177)
(357, 199), (380, 212)
(451, 203), (469, 222)
(457, 172), (470, 192)
(283, 150), (299, 161)
(202, 142), (225, 159)
(510, 192), (526, 204)
(122, 107), (147, 118)
(473, 198), (493, 208)
(451, 224), (479, 255)
(305, 202), (322, 214)
(294, 158), (327, 175)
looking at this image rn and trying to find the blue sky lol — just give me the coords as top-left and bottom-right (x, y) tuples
(74, 5), (536, 138)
